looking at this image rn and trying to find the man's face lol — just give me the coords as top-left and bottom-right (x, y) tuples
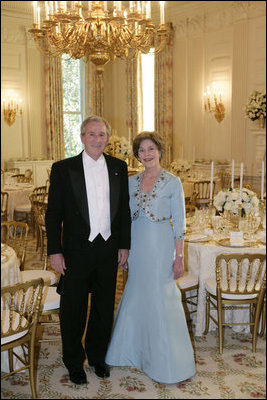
(81, 121), (109, 160)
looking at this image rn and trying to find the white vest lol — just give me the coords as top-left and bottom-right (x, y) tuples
(82, 152), (111, 242)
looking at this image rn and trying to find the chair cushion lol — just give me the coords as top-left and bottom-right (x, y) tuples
(14, 204), (31, 213)
(21, 270), (58, 286)
(42, 286), (60, 311)
(1, 310), (28, 345)
(205, 277), (258, 300)
(177, 273), (199, 290)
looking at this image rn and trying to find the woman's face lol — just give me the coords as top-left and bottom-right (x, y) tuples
(138, 139), (161, 169)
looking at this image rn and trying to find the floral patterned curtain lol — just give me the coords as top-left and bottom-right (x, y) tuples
(155, 23), (174, 168)
(126, 59), (138, 140)
(44, 56), (65, 161)
(126, 59), (138, 167)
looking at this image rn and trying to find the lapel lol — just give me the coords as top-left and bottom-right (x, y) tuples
(104, 153), (120, 222)
(68, 152), (90, 225)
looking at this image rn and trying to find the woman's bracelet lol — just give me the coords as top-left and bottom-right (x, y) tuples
(176, 253), (184, 258)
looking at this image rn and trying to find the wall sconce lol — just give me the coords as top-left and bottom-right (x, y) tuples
(203, 82), (225, 123)
(2, 91), (23, 126)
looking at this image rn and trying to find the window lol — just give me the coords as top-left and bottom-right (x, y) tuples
(137, 51), (155, 132)
(62, 54), (84, 158)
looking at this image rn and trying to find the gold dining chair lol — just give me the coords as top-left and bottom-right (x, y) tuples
(176, 273), (199, 335)
(1, 278), (44, 399)
(1, 191), (9, 221)
(14, 186), (47, 227)
(204, 253), (266, 353)
(1, 221), (29, 270)
(24, 169), (33, 183)
(191, 180), (216, 208)
(12, 174), (32, 184)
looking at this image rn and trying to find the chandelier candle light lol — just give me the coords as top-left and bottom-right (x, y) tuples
(2, 93), (23, 126)
(29, 1), (171, 69)
(203, 82), (225, 123)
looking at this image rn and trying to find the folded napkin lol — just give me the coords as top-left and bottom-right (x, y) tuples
(230, 231), (244, 246)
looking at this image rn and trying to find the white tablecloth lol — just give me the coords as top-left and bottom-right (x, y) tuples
(2, 183), (34, 220)
(1, 243), (22, 373)
(1, 243), (21, 287)
(185, 239), (266, 336)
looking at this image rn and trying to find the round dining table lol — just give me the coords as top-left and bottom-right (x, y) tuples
(1, 243), (21, 287)
(2, 182), (34, 221)
(184, 237), (266, 336)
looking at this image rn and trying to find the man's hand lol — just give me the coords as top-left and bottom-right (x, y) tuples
(173, 256), (184, 280)
(118, 249), (129, 270)
(49, 253), (66, 275)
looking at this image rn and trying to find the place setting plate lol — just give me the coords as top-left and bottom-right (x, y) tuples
(215, 239), (259, 248)
(185, 234), (210, 243)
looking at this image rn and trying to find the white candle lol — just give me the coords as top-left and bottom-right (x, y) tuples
(210, 161), (214, 200)
(239, 162), (243, 202)
(261, 160), (265, 201)
(146, 1), (151, 18)
(231, 159), (234, 189)
(104, 1), (107, 11)
(37, 6), (40, 28)
(160, 1), (165, 24)
(33, 1), (37, 24)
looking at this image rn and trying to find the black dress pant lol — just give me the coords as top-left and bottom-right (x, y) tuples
(59, 235), (118, 370)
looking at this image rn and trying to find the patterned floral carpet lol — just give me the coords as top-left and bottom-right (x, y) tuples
(1, 234), (266, 399)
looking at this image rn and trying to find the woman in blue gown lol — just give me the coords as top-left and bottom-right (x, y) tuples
(106, 132), (196, 384)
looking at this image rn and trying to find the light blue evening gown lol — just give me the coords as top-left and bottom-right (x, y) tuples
(105, 170), (196, 384)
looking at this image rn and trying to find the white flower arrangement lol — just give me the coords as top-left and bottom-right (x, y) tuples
(244, 90), (266, 121)
(169, 159), (192, 175)
(105, 135), (131, 159)
(213, 188), (259, 217)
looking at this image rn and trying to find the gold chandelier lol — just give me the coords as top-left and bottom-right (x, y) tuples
(29, 1), (171, 68)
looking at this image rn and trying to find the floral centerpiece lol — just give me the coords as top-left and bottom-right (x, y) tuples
(244, 90), (266, 122)
(169, 159), (192, 176)
(213, 187), (259, 217)
(105, 135), (131, 160)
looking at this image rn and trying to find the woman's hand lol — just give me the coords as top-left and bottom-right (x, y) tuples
(118, 249), (129, 270)
(173, 256), (184, 280)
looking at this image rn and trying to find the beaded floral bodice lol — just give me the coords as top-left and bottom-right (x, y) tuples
(129, 169), (186, 240)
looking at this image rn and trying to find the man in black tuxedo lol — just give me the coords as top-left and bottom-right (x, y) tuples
(45, 115), (131, 384)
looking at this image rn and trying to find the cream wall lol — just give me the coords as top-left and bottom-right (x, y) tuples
(172, 0), (266, 176)
(1, 1), (266, 178)
(1, 2), (46, 169)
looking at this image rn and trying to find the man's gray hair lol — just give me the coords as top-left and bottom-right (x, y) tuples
(81, 115), (111, 136)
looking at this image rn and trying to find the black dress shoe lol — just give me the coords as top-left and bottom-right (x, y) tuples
(68, 368), (87, 384)
(89, 361), (110, 378)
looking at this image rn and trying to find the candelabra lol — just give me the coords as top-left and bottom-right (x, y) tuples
(2, 95), (23, 126)
(203, 82), (225, 123)
(29, 1), (171, 69)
